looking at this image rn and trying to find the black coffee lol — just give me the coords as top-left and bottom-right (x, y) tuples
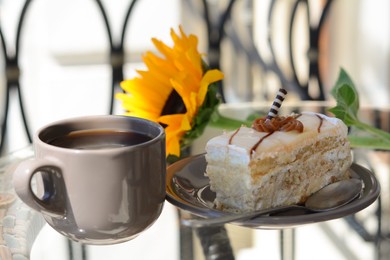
(49, 130), (152, 150)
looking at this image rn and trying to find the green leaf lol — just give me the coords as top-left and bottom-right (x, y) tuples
(328, 69), (360, 125)
(328, 105), (358, 126)
(181, 81), (221, 148)
(329, 68), (390, 150)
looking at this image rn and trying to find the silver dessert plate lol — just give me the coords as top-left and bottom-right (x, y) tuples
(166, 154), (381, 229)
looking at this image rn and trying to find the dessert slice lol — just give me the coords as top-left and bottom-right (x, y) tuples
(205, 112), (352, 213)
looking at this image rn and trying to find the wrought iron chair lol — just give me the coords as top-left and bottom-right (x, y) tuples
(0, 0), (385, 259)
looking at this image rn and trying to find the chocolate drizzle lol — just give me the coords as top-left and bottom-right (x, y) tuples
(316, 114), (323, 133)
(228, 127), (241, 144)
(250, 132), (274, 154)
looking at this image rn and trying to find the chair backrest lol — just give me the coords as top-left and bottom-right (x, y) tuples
(0, 0), (366, 155)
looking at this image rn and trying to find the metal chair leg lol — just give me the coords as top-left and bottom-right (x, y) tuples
(280, 229), (295, 260)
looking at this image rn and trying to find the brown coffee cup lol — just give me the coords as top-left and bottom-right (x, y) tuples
(13, 115), (166, 245)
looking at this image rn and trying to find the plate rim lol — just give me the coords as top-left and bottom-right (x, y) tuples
(166, 153), (381, 228)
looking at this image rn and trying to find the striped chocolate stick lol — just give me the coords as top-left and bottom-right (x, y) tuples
(266, 88), (288, 120)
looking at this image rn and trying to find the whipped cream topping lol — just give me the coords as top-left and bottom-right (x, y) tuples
(206, 112), (348, 157)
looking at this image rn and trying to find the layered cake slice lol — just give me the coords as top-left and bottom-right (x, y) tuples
(205, 95), (352, 213)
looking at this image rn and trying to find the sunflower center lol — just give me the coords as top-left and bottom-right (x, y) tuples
(161, 90), (186, 116)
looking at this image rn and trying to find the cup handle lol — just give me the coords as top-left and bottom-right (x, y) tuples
(13, 158), (66, 218)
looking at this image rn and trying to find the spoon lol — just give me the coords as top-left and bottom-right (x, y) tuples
(182, 178), (363, 227)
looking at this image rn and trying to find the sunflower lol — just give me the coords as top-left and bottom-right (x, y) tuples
(116, 26), (224, 158)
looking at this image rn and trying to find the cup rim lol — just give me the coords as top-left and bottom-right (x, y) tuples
(35, 115), (165, 154)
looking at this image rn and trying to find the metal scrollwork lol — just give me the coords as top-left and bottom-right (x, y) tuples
(1, 0), (33, 154)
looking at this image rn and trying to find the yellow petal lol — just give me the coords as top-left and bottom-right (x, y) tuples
(121, 79), (167, 105)
(159, 114), (192, 157)
(165, 133), (181, 157)
(143, 51), (177, 78)
(159, 114), (191, 131)
(198, 69), (224, 105)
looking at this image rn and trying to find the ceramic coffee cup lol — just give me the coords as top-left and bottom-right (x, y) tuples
(13, 115), (166, 245)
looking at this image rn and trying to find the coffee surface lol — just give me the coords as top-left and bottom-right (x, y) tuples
(49, 130), (151, 150)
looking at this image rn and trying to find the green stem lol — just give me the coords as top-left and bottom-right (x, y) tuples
(209, 111), (250, 129)
(349, 135), (390, 150)
(354, 121), (390, 142)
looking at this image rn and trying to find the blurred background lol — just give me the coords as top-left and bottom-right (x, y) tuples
(1, 0), (389, 259)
